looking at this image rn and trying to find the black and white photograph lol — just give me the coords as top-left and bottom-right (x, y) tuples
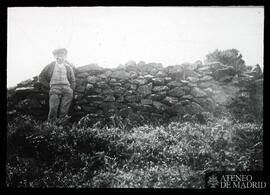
(5, 6), (266, 188)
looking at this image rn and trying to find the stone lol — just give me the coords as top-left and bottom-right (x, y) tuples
(187, 77), (199, 83)
(137, 61), (146, 67)
(199, 75), (213, 82)
(130, 72), (139, 78)
(155, 71), (167, 77)
(125, 90), (134, 96)
(165, 65), (186, 80)
(111, 70), (131, 80)
(73, 105), (82, 111)
(152, 78), (165, 85)
(96, 81), (109, 89)
(139, 105), (155, 113)
(190, 87), (207, 97)
(130, 84), (137, 90)
(125, 95), (140, 102)
(76, 78), (86, 86)
(173, 101), (203, 115)
(212, 85), (240, 106)
(184, 69), (201, 78)
(113, 86), (125, 95)
(187, 83), (197, 87)
(139, 62), (163, 74)
(17, 79), (33, 87)
(138, 83), (153, 97)
(170, 72), (185, 81)
(165, 65), (183, 75)
(149, 92), (167, 101)
(213, 66), (237, 82)
(104, 70), (113, 77)
(76, 72), (90, 78)
(110, 78), (117, 82)
(182, 114), (193, 122)
(82, 105), (100, 113)
(152, 86), (170, 92)
(102, 88), (114, 94)
(141, 99), (153, 105)
(86, 95), (104, 101)
(182, 85), (192, 93)
(164, 77), (172, 82)
(130, 79), (148, 85)
(198, 82), (214, 88)
(168, 87), (185, 97)
(195, 97), (216, 112)
(86, 83), (94, 90)
(246, 64), (263, 79)
(75, 86), (86, 93)
(29, 99), (43, 109)
(116, 96), (125, 102)
(204, 88), (214, 96)
(153, 101), (167, 111)
(15, 98), (42, 110)
(144, 74), (154, 80)
(110, 82), (122, 86)
(87, 75), (99, 84)
(167, 81), (184, 88)
(119, 107), (134, 117)
(194, 60), (203, 67)
(180, 95), (194, 100)
(162, 96), (179, 105)
(254, 78), (263, 88)
(197, 61), (226, 73)
(180, 80), (189, 84)
(98, 74), (108, 79)
(104, 95), (116, 102)
(100, 102), (118, 112)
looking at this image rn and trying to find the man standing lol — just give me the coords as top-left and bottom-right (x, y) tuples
(38, 48), (76, 122)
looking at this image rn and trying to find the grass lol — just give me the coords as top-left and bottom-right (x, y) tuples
(6, 114), (263, 188)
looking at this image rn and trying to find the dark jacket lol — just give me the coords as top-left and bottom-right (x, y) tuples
(38, 61), (76, 90)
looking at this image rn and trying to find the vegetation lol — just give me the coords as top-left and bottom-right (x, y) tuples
(6, 114), (263, 188)
(205, 49), (246, 73)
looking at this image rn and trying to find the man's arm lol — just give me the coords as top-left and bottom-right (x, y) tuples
(38, 65), (50, 89)
(68, 66), (76, 90)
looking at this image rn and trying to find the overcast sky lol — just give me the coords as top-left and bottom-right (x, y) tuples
(7, 7), (264, 87)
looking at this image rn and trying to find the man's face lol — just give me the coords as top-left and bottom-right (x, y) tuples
(54, 53), (67, 64)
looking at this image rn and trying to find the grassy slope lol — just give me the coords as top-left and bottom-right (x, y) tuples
(6, 115), (263, 188)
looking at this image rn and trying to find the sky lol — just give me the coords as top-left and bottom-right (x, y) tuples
(7, 7), (264, 87)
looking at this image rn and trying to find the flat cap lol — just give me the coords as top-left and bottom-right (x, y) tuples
(52, 48), (68, 55)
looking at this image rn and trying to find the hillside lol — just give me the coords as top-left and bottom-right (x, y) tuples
(6, 57), (264, 188)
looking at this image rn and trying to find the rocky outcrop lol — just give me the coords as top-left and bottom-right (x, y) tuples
(7, 61), (263, 125)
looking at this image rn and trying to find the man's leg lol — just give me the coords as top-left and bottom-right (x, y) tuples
(59, 86), (73, 119)
(48, 87), (61, 121)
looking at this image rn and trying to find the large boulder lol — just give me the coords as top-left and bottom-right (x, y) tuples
(213, 66), (237, 82)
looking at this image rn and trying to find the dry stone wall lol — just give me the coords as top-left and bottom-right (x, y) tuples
(7, 61), (263, 126)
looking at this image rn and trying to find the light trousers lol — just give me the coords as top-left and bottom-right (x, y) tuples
(48, 85), (73, 121)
